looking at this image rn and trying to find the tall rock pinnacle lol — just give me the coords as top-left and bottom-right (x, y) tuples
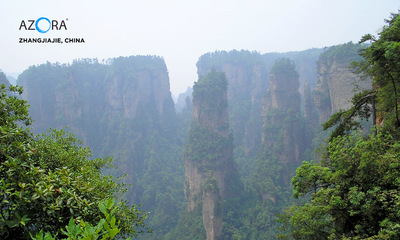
(184, 70), (237, 240)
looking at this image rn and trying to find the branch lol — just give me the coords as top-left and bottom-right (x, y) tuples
(323, 90), (377, 140)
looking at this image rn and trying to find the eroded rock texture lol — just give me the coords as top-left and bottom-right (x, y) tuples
(184, 71), (238, 240)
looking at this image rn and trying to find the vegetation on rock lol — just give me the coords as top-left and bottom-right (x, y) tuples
(0, 84), (148, 239)
(279, 11), (400, 240)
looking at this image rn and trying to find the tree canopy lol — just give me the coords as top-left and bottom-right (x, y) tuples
(279, 11), (400, 239)
(324, 12), (400, 139)
(0, 83), (148, 239)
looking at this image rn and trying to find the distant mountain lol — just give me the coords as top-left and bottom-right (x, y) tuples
(175, 86), (193, 113)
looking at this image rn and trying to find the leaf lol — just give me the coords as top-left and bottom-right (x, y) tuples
(110, 216), (116, 228)
(98, 202), (107, 215)
(103, 222), (110, 231)
(106, 198), (115, 210)
(108, 228), (120, 238)
(95, 219), (106, 234)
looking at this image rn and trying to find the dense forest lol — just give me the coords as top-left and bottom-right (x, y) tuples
(0, 11), (399, 240)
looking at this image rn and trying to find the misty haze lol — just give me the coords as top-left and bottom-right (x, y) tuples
(1, 1), (400, 239)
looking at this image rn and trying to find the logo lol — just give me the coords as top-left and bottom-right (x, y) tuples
(19, 17), (67, 33)
(18, 17), (85, 44)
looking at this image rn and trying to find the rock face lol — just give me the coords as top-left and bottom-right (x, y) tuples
(196, 49), (323, 162)
(314, 43), (372, 123)
(175, 87), (193, 113)
(18, 57), (174, 149)
(184, 71), (236, 240)
(195, 51), (268, 168)
(264, 59), (300, 113)
(0, 71), (10, 86)
(263, 48), (324, 91)
(262, 58), (305, 184)
(16, 56), (183, 235)
(104, 57), (172, 119)
(197, 51), (267, 157)
(304, 81), (319, 126)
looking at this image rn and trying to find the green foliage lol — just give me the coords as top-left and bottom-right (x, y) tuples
(102, 107), (184, 239)
(280, 133), (400, 239)
(318, 42), (365, 67)
(323, 12), (400, 141)
(196, 50), (268, 161)
(0, 84), (148, 239)
(17, 56), (184, 239)
(228, 199), (284, 240)
(278, 203), (334, 240)
(234, 148), (290, 240)
(280, 12), (400, 239)
(251, 146), (283, 197)
(165, 205), (206, 240)
(31, 198), (130, 240)
(270, 58), (299, 78)
(196, 50), (264, 72)
(323, 89), (376, 140)
(354, 11), (400, 131)
(101, 113), (184, 239)
(236, 106), (311, 239)
(192, 70), (228, 115)
(0, 84), (32, 127)
(184, 125), (231, 167)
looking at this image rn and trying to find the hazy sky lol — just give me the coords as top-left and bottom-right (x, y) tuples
(1, 0), (399, 96)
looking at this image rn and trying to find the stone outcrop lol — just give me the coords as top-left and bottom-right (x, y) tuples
(0, 71), (10, 86)
(196, 50), (268, 157)
(196, 49), (323, 159)
(18, 56), (174, 143)
(304, 81), (319, 126)
(263, 59), (300, 113)
(105, 60), (172, 119)
(262, 58), (305, 184)
(184, 71), (237, 240)
(16, 56), (178, 212)
(263, 48), (323, 92)
(175, 87), (193, 113)
(314, 43), (372, 123)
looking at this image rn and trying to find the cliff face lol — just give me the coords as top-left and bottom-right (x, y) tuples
(0, 71), (10, 86)
(105, 61), (171, 119)
(175, 87), (193, 113)
(18, 57), (174, 147)
(196, 49), (323, 163)
(17, 56), (182, 236)
(314, 43), (372, 123)
(184, 71), (237, 240)
(261, 58), (305, 184)
(304, 81), (319, 126)
(244, 59), (310, 238)
(197, 50), (268, 158)
(263, 48), (323, 91)
(264, 62), (300, 113)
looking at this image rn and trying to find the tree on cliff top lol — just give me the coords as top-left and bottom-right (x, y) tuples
(270, 58), (299, 78)
(0, 84), (148, 239)
(358, 11), (400, 130)
(192, 69), (228, 105)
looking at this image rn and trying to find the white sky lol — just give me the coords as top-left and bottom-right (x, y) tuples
(1, 0), (399, 96)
